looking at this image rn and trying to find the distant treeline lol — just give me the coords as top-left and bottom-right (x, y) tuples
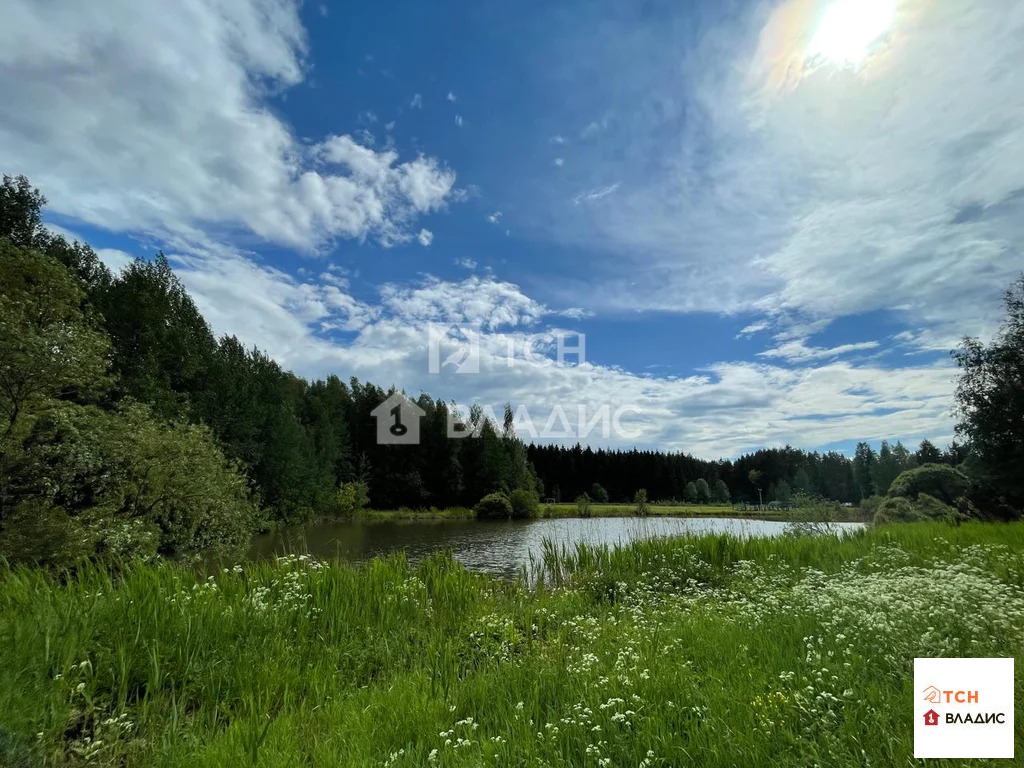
(527, 439), (967, 505)
(1, 174), (1021, 565)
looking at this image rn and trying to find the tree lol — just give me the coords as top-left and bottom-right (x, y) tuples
(916, 439), (943, 465)
(953, 274), (1024, 515)
(475, 492), (512, 520)
(888, 464), (970, 507)
(575, 493), (592, 518)
(852, 442), (877, 500)
(0, 175), (46, 247)
(590, 483), (609, 503)
(684, 481), (698, 504)
(633, 488), (649, 516)
(97, 254), (217, 419)
(4, 402), (259, 564)
(0, 242), (110, 519)
(713, 479), (730, 504)
(694, 478), (710, 504)
(793, 467), (811, 493)
(775, 479), (792, 504)
(509, 488), (539, 519)
(872, 441), (900, 495)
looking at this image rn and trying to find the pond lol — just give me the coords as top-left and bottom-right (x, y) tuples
(250, 516), (865, 579)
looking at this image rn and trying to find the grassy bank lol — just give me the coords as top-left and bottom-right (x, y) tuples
(358, 503), (868, 522)
(1, 523), (1022, 766)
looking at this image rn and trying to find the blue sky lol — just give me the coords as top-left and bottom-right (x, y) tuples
(3, 0), (1021, 458)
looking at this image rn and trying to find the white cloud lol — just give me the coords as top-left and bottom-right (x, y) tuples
(409, 93), (423, 109)
(554, 157), (565, 167)
(522, 0), (1024, 348)
(737, 321), (769, 337)
(97, 248), (135, 273)
(378, 276), (547, 330)
(454, 115), (464, 127)
(573, 182), (620, 205)
(487, 211), (503, 224)
(455, 257), (477, 269)
(0, 0), (457, 250)
(758, 339), (880, 363)
(417, 229), (434, 247)
(447, 91), (457, 102)
(170, 250), (957, 456)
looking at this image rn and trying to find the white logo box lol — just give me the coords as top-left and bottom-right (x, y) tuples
(914, 657), (1014, 759)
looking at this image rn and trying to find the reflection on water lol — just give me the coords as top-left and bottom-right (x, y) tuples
(250, 517), (865, 579)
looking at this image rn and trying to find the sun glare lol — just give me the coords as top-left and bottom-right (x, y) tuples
(808, 0), (897, 65)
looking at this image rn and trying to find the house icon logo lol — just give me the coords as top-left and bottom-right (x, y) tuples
(922, 686), (941, 704)
(923, 709), (940, 727)
(371, 393), (425, 445)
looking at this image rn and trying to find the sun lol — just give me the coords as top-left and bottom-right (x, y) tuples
(808, 0), (897, 66)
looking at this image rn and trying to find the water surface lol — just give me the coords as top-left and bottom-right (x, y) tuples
(251, 517), (864, 579)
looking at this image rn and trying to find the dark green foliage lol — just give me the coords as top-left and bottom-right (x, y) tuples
(575, 493), (592, 517)
(888, 464), (970, 506)
(633, 488), (649, 516)
(590, 483), (609, 503)
(694, 478), (710, 504)
(509, 488), (539, 519)
(96, 254), (217, 419)
(953, 275), (1024, 516)
(916, 439), (943, 465)
(873, 494), (959, 524)
(684, 481), (698, 503)
(714, 479), (730, 503)
(3, 402), (258, 565)
(475, 492), (513, 520)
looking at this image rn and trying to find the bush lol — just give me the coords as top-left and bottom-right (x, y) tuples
(3, 402), (259, 563)
(873, 497), (918, 523)
(475, 492), (513, 520)
(335, 481), (370, 516)
(874, 494), (960, 525)
(633, 488), (649, 517)
(509, 489), (539, 519)
(888, 464), (970, 505)
(575, 493), (592, 518)
(859, 495), (886, 519)
(590, 483), (609, 503)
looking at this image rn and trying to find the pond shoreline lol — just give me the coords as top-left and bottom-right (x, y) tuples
(340, 504), (869, 524)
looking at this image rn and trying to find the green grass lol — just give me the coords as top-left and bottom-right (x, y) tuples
(1, 522), (1022, 766)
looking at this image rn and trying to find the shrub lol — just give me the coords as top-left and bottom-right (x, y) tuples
(3, 402), (259, 563)
(590, 483), (609, 503)
(336, 481), (370, 516)
(575, 493), (592, 518)
(633, 488), (650, 517)
(873, 497), (918, 523)
(873, 494), (959, 525)
(888, 464), (970, 505)
(475, 492), (513, 520)
(509, 489), (539, 519)
(859, 495), (886, 519)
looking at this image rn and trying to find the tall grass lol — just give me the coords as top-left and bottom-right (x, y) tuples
(1, 522), (1022, 766)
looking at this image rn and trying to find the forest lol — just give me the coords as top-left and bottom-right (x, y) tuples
(1, 174), (1022, 568)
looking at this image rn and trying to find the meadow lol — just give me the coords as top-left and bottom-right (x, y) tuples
(1, 522), (1022, 766)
